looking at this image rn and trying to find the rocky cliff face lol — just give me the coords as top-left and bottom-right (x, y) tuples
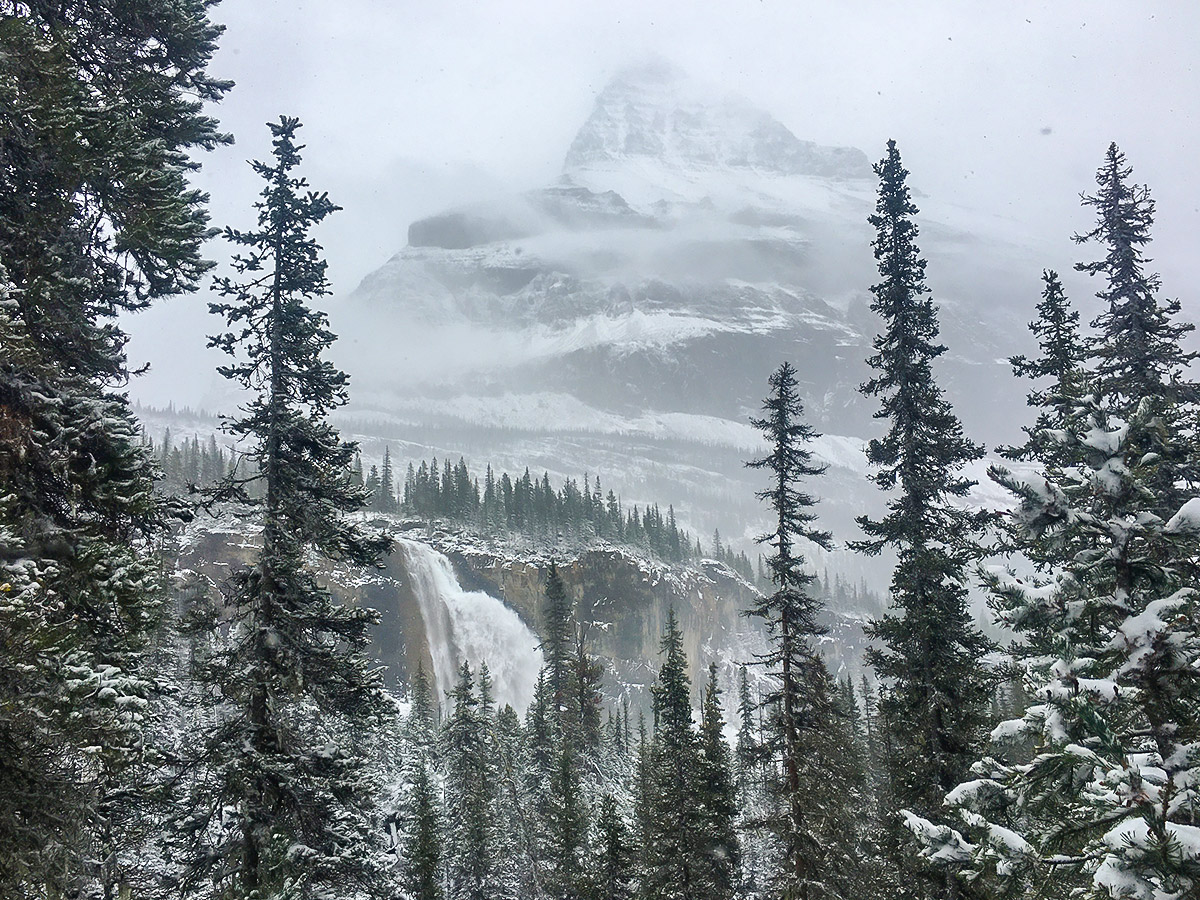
(443, 533), (762, 691)
(172, 515), (869, 711)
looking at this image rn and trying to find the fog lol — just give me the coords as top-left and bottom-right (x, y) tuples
(121, 1), (1199, 410)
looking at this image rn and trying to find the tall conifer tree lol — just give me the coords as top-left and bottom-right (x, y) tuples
(1075, 143), (1199, 515)
(398, 664), (442, 900)
(0, 3), (228, 894)
(1075, 143), (1197, 415)
(852, 140), (994, 897)
(188, 117), (391, 899)
(590, 794), (635, 900)
(442, 663), (496, 900)
(930, 145), (1200, 900)
(747, 361), (861, 899)
(542, 564), (575, 718)
(1002, 270), (1089, 470)
(638, 610), (713, 900)
(695, 665), (740, 900)
(380, 446), (396, 512)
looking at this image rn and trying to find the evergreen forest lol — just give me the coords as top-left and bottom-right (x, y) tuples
(1, 5), (1198, 900)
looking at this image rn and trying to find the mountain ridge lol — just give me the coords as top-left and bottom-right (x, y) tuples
(332, 61), (1038, 590)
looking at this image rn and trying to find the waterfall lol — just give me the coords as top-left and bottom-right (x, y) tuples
(395, 537), (544, 713)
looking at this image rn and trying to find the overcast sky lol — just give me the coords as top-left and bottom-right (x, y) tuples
(125, 0), (1200, 408)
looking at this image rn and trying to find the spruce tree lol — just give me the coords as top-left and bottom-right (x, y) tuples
(638, 609), (703, 900)
(543, 564), (575, 718)
(928, 146), (1200, 900)
(1074, 143), (1198, 515)
(380, 446), (397, 512)
(0, 3), (228, 894)
(409, 661), (439, 752)
(747, 360), (863, 899)
(573, 626), (605, 754)
(1074, 143), (1197, 415)
(524, 669), (560, 888)
(695, 665), (740, 900)
(852, 140), (995, 897)
(187, 117), (391, 898)
(492, 703), (533, 899)
(442, 663), (496, 900)
(1002, 269), (1089, 469)
(366, 464), (381, 505)
(546, 743), (588, 900)
(733, 665), (773, 899)
(590, 794), (635, 900)
(398, 664), (442, 900)
(403, 759), (443, 900)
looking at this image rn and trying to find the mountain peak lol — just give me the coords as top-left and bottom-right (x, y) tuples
(564, 61), (870, 179)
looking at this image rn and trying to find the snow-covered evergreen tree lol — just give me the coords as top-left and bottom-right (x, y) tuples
(734, 666), (775, 899)
(636, 610), (738, 900)
(696, 665), (741, 900)
(184, 117), (392, 899)
(443, 663), (498, 900)
(0, 3), (227, 893)
(923, 145), (1200, 900)
(396, 664), (443, 900)
(1001, 269), (1090, 471)
(589, 793), (635, 900)
(492, 702), (534, 899)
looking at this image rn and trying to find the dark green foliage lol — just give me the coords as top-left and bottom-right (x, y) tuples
(0, 1), (230, 379)
(543, 564), (575, 712)
(573, 627), (606, 755)
(405, 760), (442, 900)
(931, 145), (1200, 900)
(637, 611), (739, 900)
(590, 794), (635, 900)
(853, 140), (996, 895)
(696, 665), (741, 900)
(492, 703), (534, 899)
(1001, 270), (1089, 471)
(408, 661), (439, 754)
(733, 666), (772, 899)
(1074, 143), (1199, 518)
(185, 118), (392, 899)
(524, 567), (609, 898)
(145, 428), (242, 494)
(397, 664), (442, 900)
(638, 610), (702, 900)
(1074, 143), (1197, 414)
(443, 663), (497, 900)
(746, 362), (864, 899)
(0, 2), (227, 894)
(524, 670), (560, 885)
(401, 456), (702, 563)
(546, 743), (589, 900)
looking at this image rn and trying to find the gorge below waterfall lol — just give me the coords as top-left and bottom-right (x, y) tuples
(394, 536), (545, 713)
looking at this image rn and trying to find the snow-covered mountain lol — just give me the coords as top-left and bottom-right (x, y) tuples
(331, 61), (1041, 594)
(563, 59), (871, 179)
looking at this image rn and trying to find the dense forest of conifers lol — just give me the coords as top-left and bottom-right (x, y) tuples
(3, 4), (1199, 900)
(146, 428), (759, 576)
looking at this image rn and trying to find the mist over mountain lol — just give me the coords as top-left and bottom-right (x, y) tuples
(327, 62), (1036, 592)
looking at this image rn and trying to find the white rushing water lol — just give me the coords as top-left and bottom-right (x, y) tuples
(395, 537), (544, 713)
